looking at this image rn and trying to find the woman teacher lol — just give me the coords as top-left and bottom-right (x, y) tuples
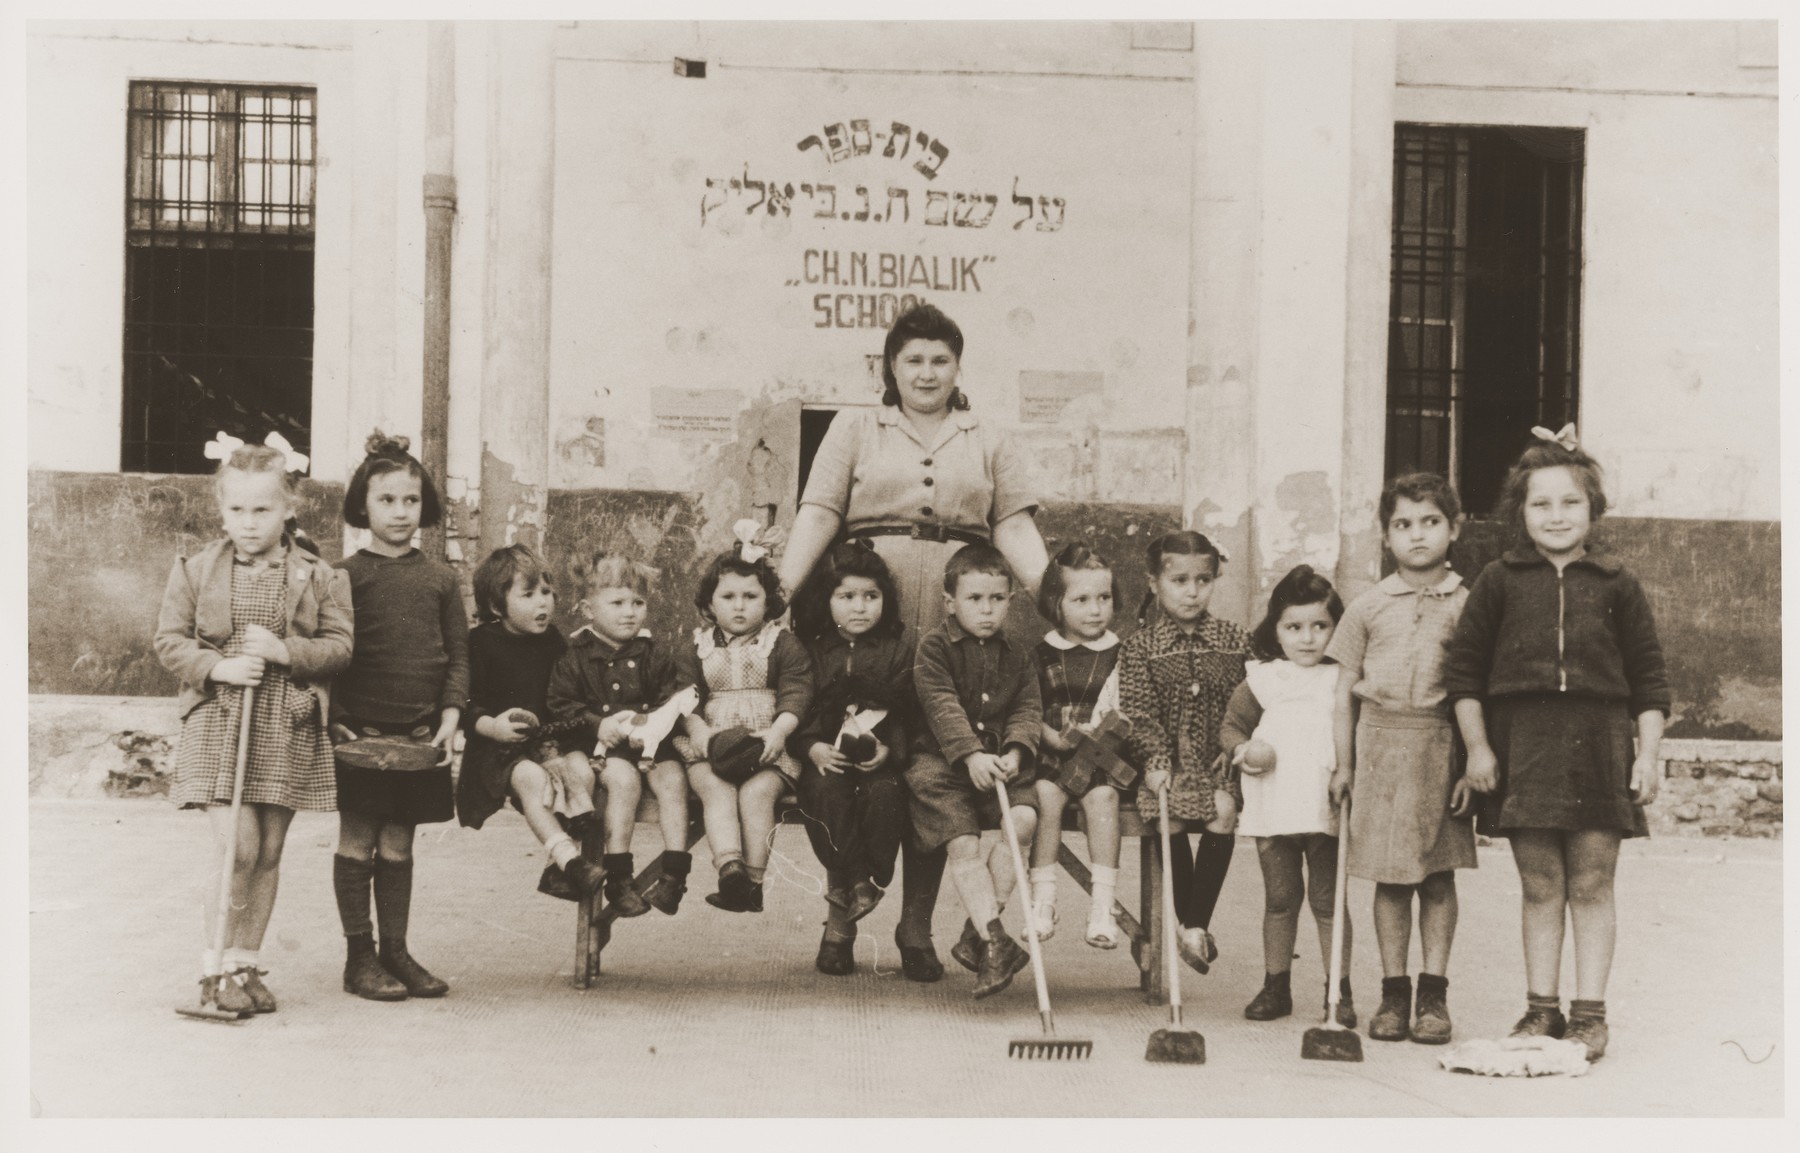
(779, 303), (1050, 981)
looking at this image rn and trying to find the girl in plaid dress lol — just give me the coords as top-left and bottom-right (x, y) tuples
(675, 543), (814, 915)
(1118, 530), (1250, 977)
(155, 437), (353, 1017)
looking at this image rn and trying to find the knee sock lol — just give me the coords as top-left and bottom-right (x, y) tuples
(896, 840), (947, 947)
(332, 853), (374, 938)
(1029, 865), (1058, 907)
(1089, 864), (1118, 921)
(1181, 831), (1235, 929)
(950, 858), (1000, 937)
(1568, 998), (1605, 1022)
(371, 857), (413, 946)
(660, 850), (692, 879)
(546, 835), (580, 869)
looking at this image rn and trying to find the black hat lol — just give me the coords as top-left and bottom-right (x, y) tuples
(707, 726), (764, 785)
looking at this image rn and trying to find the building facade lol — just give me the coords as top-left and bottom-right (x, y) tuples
(27, 20), (1780, 742)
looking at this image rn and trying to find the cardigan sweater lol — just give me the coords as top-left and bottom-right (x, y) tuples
(1442, 548), (1671, 717)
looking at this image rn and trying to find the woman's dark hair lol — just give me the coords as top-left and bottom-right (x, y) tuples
(342, 431), (442, 530)
(1036, 541), (1122, 630)
(1249, 564), (1344, 662)
(694, 547), (787, 624)
(792, 538), (903, 643)
(1495, 436), (1608, 543)
(1379, 472), (1463, 528)
(1136, 530), (1227, 626)
(880, 303), (971, 411)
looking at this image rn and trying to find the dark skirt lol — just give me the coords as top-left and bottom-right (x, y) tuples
(334, 713), (454, 826)
(456, 735), (564, 830)
(1481, 695), (1648, 839)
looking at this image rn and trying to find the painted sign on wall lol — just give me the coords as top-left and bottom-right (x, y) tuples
(549, 62), (1192, 489)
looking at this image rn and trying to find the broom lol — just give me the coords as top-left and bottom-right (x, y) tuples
(1145, 785), (1205, 1063)
(995, 779), (1092, 1060)
(1300, 796), (1362, 1062)
(177, 685), (256, 1022)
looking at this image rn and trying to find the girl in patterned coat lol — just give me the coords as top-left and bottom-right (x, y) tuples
(155, 434), (353, 1018)
(1118, 530), (1251, 976)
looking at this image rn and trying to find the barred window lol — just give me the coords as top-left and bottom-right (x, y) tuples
(122, 82), (317, 474)
(1386, 124), (1584, 514)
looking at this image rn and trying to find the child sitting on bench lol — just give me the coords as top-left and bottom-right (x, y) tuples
(908, 542), (1043, 1000)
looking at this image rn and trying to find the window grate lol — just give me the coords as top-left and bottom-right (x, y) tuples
(1385, 124), (1584, 514)
(122, 82), (317, 474)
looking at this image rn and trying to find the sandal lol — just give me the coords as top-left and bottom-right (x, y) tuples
(1026, 896), (1058, 942)
(1085, 911), (1121, 950)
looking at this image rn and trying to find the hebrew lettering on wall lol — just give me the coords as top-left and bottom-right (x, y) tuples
(699, 165), (1065, 232)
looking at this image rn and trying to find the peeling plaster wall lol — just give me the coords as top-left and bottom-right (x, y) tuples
(27, 472), (346, 696)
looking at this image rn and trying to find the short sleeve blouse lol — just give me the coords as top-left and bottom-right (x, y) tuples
(799, 405), (1038, 533)
(1324, 570), (1468, 716)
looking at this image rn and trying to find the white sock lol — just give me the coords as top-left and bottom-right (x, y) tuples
(1090, 864), (1118, 919)
(200, 948), (223, 978)
(1029, 865), (1058, 905)
(547, 835), (580, 868)
(950, 858), (1000, 936)
(237, 948), (260, 972)
(221, 947), (247, 972)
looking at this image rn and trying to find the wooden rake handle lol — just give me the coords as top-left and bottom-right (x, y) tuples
(994, 778), (1055, 1029)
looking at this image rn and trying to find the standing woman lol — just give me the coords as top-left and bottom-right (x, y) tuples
(779, 304), (1050, 982)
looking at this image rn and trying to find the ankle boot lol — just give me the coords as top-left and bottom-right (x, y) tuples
(642, 851), (691, 915)
(951, 918), (983, 973)
(343, 933), (407, 1001)
(1410, 973), (1452, 1044)
(815, 926), (856, 976)
(379, 939), (448, 998)
(1369, 975), (1412, 1041)
(561, 856), (606, 900)
(1243, 970), (1293, 1020)
(1565, 1000), (1608, 1061)
(973, 920), (1029, 999)
(602, 854), (651, 917)
(1511, 995), (1568, 1040)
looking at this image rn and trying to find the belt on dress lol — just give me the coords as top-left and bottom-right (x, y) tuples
(850, 524), (986, 546)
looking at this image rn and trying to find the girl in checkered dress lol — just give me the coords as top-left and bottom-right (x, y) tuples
(674, 542), (815, 915)
(1118, 530), (1251, 978)
(155, 437), (353, 1018)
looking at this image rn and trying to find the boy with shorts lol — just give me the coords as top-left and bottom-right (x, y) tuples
(908, 542), (1044, 999)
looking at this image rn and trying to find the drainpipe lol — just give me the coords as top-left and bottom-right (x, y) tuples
(420, 21), (456, 562)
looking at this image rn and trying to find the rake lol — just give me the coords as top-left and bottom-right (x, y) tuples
(995, 779), (1092, 1060)
(1300, 797), (1362, 1062)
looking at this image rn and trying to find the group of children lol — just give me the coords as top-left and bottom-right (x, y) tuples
(157, 425), (1667, 1064)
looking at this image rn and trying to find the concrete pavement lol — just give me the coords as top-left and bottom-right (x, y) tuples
(26, 800), (1784, 1117)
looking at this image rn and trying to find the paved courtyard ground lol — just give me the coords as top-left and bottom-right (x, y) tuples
(25, 799), (1786, 1118)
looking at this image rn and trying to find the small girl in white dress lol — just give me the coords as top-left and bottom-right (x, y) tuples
(1220, 565), (1354, 1026)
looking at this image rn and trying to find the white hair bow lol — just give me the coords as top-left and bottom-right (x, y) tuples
(263, 431), (311, 474)
(733, 518), (769, 564)
(201, 431), (246, 461)
(1531, 424), (1579, 452)
(200, 430), (310, 474)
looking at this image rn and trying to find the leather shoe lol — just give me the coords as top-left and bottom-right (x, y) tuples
(972, 920), (1029, 999)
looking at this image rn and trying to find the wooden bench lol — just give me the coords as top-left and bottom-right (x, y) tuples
(573, 791), (1195, 1004)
